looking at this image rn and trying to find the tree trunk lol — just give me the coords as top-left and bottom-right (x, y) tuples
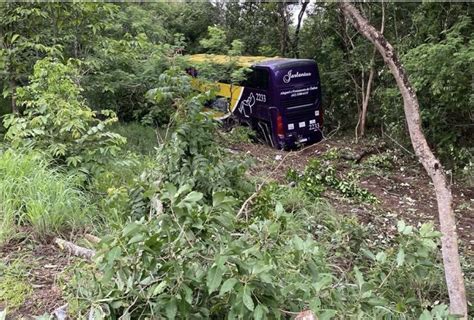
(339, 3), (467, 318)
(293, 0), (309, 58)
(357, 4), (384, 139)
(277, 2), (290, 56)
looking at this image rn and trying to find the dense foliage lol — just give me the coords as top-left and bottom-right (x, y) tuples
(0, 2), (472, 318)
(1, 2), (471, 172)
(70, 96), (449, 319)
(3, 58), (125, 173)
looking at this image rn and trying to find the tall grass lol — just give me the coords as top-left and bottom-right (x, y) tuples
(0, 150), (93, 244)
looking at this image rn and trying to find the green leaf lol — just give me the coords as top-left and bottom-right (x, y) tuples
(375, 251), (387, 263)
(242, 285), (254, 311)
(107, 247), (122, 265)
(219, 278), (238, 296)
(293, 235), (304, 251)
(152, 281), (168, 296)
(122, 222), (140, 237)
(396, 248), (405, 267)
(397, 220), (406, 233)
(128, 234), (145, 245)
(253, 304), (265, 320)
(11, 34), (19, 44)
(165, 298), (177, 319)
(319, 310), (337, 320)
(182, 284), (193, 304)
(419, 310), (433, 320)
(275, 202), (284, 216)
(354, 267), (364, 289)
(206, 266), (223, 294)
(183, 191), (203, 203)
(212, 191), (226, 206)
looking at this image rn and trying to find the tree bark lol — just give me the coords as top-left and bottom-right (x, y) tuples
(293, 0), (309, 58)
(339, 2), (467, 318)
(54, 238), (96, 260)
(357, 4), (384, 139)
(277, 2), (291, 56)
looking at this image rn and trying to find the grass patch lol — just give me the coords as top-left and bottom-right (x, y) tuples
(0, 150), (94, 243)
(0, 257), (32, 310)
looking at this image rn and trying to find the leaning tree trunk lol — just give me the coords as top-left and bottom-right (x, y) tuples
(339, 2), (467, 318)
(293, 0), (309, 58)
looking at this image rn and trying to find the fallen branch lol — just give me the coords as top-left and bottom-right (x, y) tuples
(54, 238), (96, 260)
(84, 234), (101, 244)
(382, 131), (415, 157)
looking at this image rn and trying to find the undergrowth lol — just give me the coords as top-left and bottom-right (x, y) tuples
(0, 150), (94, 243)
(287, 159), (378, 203)
(65, 72), (449, 319)
(110, 122), (161, 156)
(0, 257), (33, 310)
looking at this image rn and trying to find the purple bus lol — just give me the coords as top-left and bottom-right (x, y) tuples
(187, 55), (323, 149)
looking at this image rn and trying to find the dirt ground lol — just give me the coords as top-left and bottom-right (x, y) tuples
(1, 136), (472, 318)
(231, 137), (473, 256)
(0, 240), (71, 319)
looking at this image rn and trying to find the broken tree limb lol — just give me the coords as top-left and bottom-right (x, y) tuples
(339, 3), (467, 318)
(54, 238), (96, 260)
(84, 234), (101, 244)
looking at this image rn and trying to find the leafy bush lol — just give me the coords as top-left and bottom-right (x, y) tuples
(3, 58), (125, 173)
(378, 16), (473, 170)
(0, 150), (94, 243)
(287, 159), (378, 203)
(144, 66), (195, 126)
(73, 185), (331, 319)
(84, 34), (177, 124)
(152, 75), (251, 199)
(70, 180), (448, 319)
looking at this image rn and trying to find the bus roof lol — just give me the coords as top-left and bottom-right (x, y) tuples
(186, 54), (282, 68)
(186, 54), (316, 70)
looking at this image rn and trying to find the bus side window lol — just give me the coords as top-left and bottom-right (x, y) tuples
(243, 68), (269, 91)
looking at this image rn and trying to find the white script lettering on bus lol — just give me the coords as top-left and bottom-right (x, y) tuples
(283, 69), (312, 84)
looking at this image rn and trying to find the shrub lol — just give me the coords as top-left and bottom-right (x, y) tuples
(0, 150), (94, 243)
(70, 182), (447, 319)
(287, 159), (378, 203)
(3, 58), (125, 173)
(152, 78), (251, 200)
